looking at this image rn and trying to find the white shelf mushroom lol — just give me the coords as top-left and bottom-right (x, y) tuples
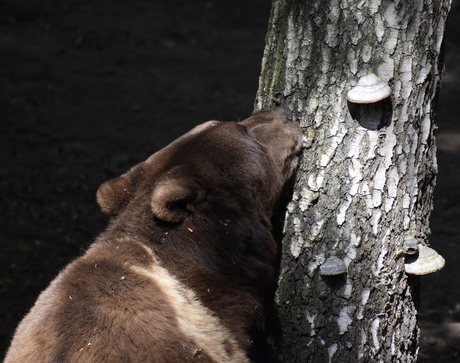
(404, 244), (445, 275)
(319, 256), (347, 276)
(346, 73), (391, 104)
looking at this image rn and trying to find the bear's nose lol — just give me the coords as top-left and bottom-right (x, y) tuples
(301, 135), (310, 148)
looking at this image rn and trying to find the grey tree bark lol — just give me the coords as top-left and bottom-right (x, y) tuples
(254, 0), (451, 362)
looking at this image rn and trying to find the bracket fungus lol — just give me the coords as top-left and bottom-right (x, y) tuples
(346, 73), (391, 104)
(346, 73), (393, 130)
(319, 256), (347, 276)
(404, 244), (445, 275)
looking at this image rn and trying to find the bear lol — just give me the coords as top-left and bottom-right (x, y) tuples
(5, 107), (307, 363)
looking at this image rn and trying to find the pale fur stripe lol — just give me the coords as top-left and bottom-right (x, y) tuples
(130, 263), (249, 363)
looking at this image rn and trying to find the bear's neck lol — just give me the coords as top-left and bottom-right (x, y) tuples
(100, 208), (276, 350)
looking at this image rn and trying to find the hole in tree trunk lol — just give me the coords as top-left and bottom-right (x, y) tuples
(347, 98), (393, 130)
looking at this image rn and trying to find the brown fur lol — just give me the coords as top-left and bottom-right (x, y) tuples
(5, 107), (306, 363)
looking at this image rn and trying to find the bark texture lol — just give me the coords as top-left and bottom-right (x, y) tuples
(255, 0), (451, 362)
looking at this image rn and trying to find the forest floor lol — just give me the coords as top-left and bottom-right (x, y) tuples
(0, 0), (459, 361)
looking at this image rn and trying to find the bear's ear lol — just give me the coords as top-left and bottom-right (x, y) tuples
(151, 177), (206, 223)
(96, 174), (135, 216)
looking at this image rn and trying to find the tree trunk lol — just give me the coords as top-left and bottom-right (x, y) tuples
(255, 0), (451, 362)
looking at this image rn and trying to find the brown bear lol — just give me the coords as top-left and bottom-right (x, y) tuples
(5, 107), (307, 363)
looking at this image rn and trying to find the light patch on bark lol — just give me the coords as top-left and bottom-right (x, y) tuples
(343, 279), (353, 299)
(391, 332), (396, 355)
(306, 312), (318, 336)
(290, 235), (304, 258)
(337, 196), (352, 226)
(344, 243), (357, 266)
(371, 317), (381, 350)
(357, 288), (371, 320)
(369, 0), (382, 15)
(328, 343), (338, 363)
(371, 230), (390, 276)
(359, 328), (367, 359)
(337, 306), (353, 335)
(348, 49), (359, 75)
(298, 187), (320, 212)
(374, 15), (385, 42)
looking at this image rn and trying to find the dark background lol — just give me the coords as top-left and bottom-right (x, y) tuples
(0, 0), (459, 361)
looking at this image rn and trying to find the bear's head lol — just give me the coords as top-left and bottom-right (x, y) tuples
(96, 107), (307, 225)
